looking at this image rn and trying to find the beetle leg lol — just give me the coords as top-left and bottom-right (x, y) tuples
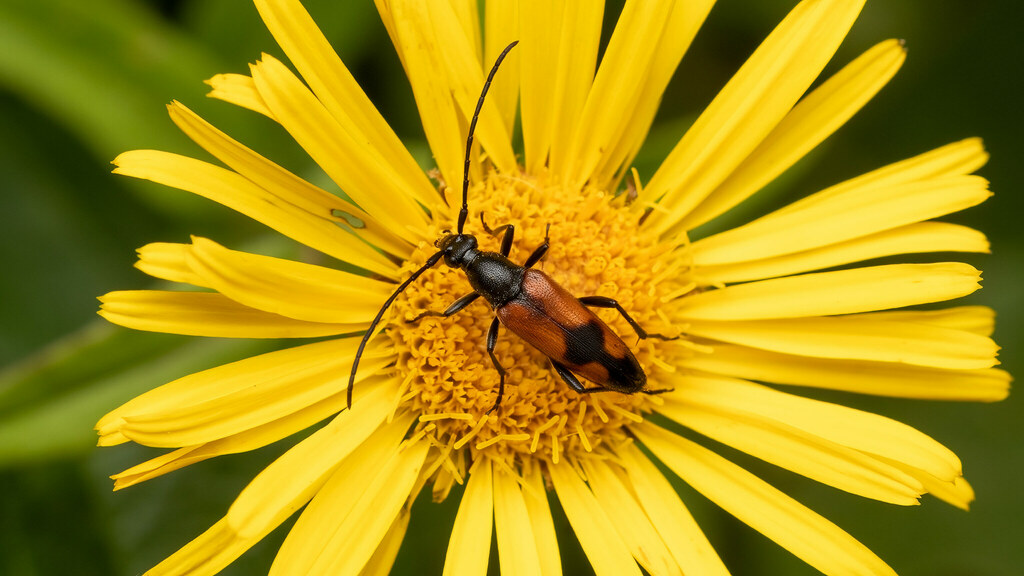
(551, 360), (615, 395)
(479, 214), (515, 257)
(409, 292), (481, 322)
(577, 296), (675, 341)
(485, 317), (507, 414)
(523, 223), (551, 269)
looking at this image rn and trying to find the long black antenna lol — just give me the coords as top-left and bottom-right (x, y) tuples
(457, 40), (519, 235)
(347, 251), (444, 409)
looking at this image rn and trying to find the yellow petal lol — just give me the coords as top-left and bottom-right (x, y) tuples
(272, 437), (429, 575)
(98, 290), (358, 338)
(186, 236), (391, 324)
(547, 461), (642, 576)
(682, 39), (906, 230)
(494, 465), (545, 576)
(678, 343), (1010, 401)
(563, 0), (675, 188)
(863, 306), (995, 336)
(111, 340), (394, 448)
(688, 175), (990, 266)
(443, 459), (494, 576)
(522, 467), (563, 576)
(484, 0), (521, 137)
(617, 444), (730, 576)
(589, 0), (715, 190)
(253, 0), (441, 211)
(663, 375), (962, 482)
(112, 150), (400, 278)
(143, 518), (249, 576)
(250, 54), (431, 240)
(676, 263), (982, 320)
(636, 423), (897, 576)
(900, 468), (975, 511)
(359, 508), (411, 576)
(656, 388), (924, 504)
(694, 222), (990, 284)
(135, 242), (206, 286)
(518, 0), (566, 173)
(167, 102), (413, 258)
(580, 458), (683, 576)
(204, 73), (274, 118)
(643, 0), (866, 235)
(683, 314), (999, 370)
(227, 388), (403, 539)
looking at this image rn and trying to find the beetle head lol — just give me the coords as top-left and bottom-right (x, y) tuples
(435, 233), (478, 268)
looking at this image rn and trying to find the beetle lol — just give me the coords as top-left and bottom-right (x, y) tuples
(347, 41), (670, 413)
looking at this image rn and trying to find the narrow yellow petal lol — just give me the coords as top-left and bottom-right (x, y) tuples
(676, 263), (982, 320)
(268, 414), (413, 575)
(113, 341), (394, 448)
(589, 0), (715, 190)
(547, 461), (642, 576)
(518, 0), (564, 173)
(227, 388), (403, 539)
(636, 423), (898, 576)
(656, 390), (924, 505)
(135, 242), (206, 286)
(683, 315), (999, 370)
(617, 444), (730, 576)
(443, 459), (494, 576)
(522, 467), (563, 576)
(253, 0), (441, 211)
(143, 518), (249, 576)
(250, 54), (431, 239)
(98, 290), (357, 338)
(679, 343), (1010, 401)
(662, 375), (962, 482)
(899, 469), (975, 511)
(205, 73), (274, 118)
(359, 509), (411, 576)
(682, 39), (907, 230)
(167, 102), (413, 258)
(186, 236), (391, 324)
(484, 0), (520, 137)
(643, 0), (866, 235)
(688, 175), (990, 266)
(580, 458), (683, 576)
(695, 222), (990, 284)
(275, 438), (429, 575)
(863, 306), (995, 336)
(494, 465), (545, 576)
(563, 0), (675, 188)
(448, 0), (482, 61)
(112, 150), (400, 278)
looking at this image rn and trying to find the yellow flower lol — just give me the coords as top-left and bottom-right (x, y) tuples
(97, 0), (1008, 574)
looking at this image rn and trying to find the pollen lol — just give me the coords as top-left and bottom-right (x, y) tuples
(387, 170), (690, 473)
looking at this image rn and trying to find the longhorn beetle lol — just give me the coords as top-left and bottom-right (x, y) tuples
(347, 41), (670, 413)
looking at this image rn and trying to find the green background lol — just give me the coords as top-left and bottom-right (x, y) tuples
(0, 0), (1020, 574)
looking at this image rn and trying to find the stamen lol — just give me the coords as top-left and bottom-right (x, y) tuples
(453, 414), (491, 450)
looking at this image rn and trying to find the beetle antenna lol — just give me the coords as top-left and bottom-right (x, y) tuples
(347, 250), (445, 409)
(458, 40), (519, 235)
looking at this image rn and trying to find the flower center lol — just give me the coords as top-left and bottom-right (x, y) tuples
(387, 170), (687, 482)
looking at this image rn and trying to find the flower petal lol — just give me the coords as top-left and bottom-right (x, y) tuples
(522, 467), (563, 576)
(683, 314), (999, 370)
(112, 150), (400, 278)
(580, 458), (683, 576)
(253, 0), (441, 212)
(167, 102), (413, 258)
(688, 175), (990, 266)
(484, 0), (521, 137)
(548, 461), (642, 576)
(271, 436), (429, 575)
(636, 423), (897, 576)
(186, 236), (391, 324)
(443, 459), (494, 576)
(643, 0), (866, 235)
(663, 375), (962, 481)
(98, 290), (358, 338)
(694, 222), (989, 284)
(656, 382), (924, 504)
(617, 444), (729, 576)
(205, 73), (273, 118)
(675, 263), (981, 320)
(494, 465), (545, 576)
(679, 343), (1010, 401)
(682, 39), (906, 230)
(250, 54), (431, 240)
(135, 242), (206, 286)
(864, 306), (995, 336)
(359, 508), (411, 576)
